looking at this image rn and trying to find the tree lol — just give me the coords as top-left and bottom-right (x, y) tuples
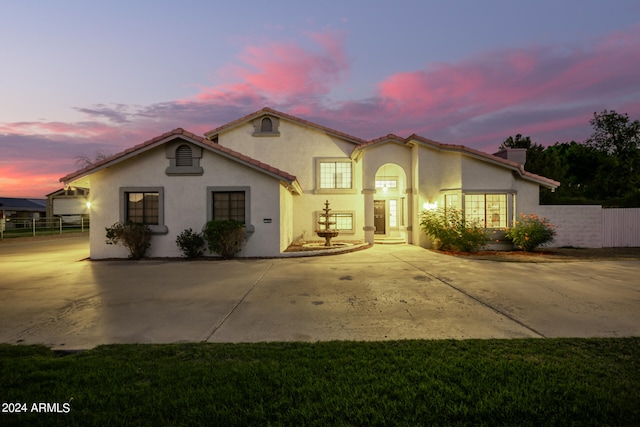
(586, 110), (640, 158)
(75, 149), (113, 168)
(500, 134), (532, 149)
(500, 135), (553, 186)
(504, 111), (640, 207)
(585, 110), (640, 200)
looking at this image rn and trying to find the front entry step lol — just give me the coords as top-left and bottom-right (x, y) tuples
(374, 237), (406, 244)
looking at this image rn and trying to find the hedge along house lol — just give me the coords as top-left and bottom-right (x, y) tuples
(60, 107), (559, 259)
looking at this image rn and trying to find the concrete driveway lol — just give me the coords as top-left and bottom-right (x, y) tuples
(1, 235), (639, 349)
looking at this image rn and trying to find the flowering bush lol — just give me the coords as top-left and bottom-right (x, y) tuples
(420, 208), (488, 252)
(506, 213), (555, 251)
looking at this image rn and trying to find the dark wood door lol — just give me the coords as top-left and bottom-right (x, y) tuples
(374, 200), (385, 234)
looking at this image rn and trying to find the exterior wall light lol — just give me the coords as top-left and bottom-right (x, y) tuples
(423, 201), (438, 210)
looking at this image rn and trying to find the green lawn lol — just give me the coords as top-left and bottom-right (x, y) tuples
(1, 339), (638, 426)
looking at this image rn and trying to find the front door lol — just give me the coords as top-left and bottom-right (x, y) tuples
(374, 200), (385, 234)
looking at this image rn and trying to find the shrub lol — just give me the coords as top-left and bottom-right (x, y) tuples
(506, 213), (556, 251)
(105, 222), (152, 259)
(420, 208), (489, 252)
(203, 219), (246, 259)
(176, 228), (205, 258)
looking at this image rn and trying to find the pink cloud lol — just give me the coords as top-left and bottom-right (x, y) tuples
(2, 25), (639, 198)
(368, 25), (640, 145)
(193, 29), (348, 103)
(0, 162), (68, 198)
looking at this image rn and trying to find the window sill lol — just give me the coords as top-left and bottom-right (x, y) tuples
(313, 188), (358, 195)
(165, 166), (204, 176)
(149, 225), (169, 235)
(252, 132), (280, 137)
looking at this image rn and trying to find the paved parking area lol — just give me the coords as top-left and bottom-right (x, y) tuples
(1, 235), (639, 349)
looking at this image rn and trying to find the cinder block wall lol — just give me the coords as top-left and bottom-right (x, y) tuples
(536, 205), (602, 248)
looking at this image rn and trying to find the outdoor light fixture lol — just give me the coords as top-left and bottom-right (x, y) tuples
(86, 201), (91, 209)
(423, 201), (438, 210)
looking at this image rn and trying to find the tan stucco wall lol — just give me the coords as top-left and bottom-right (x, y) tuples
(279, 184), (294, 252)
(80, 117), (552, 257)
(219, 119), (365, 242)
(87, 145), (284, 259)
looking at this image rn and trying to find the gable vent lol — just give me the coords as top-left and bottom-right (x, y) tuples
(176, 145), (193, 167)
(261, 117), (273, 132)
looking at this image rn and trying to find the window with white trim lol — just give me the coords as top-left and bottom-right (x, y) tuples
(320, 161), (352, 189)
(464, 194), (507, 228)
(389, 199), (398, 227)
(334, 213), (354, 232)
(316, 211), (355, 233)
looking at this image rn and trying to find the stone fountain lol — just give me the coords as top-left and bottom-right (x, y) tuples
(316, 199), (340, 246)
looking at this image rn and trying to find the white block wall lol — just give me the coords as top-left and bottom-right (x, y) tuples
(536, 205), (602, 248)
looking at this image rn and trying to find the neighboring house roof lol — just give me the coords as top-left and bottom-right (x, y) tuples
(59, 128), (303, 193)
(352, 134), (560, 190)
(204, 107), (369, 146)
(0, 197), (47, 212)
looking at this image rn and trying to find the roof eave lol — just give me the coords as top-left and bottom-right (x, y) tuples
(205, 107), (367, 146)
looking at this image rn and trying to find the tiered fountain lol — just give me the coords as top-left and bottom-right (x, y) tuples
(316, 199), (340, 246)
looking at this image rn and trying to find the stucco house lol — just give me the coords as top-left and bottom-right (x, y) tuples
(60, 107), (559, 258)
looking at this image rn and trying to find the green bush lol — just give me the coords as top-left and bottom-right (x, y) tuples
(176, 228), (206, 258)
(420, 208), (488, 252)
(203, 219), (246, 259)
(506, 213), (556, 251)
(105, 222), (152, 259)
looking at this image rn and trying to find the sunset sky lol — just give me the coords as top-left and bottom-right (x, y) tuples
(2, 0), (639, 198)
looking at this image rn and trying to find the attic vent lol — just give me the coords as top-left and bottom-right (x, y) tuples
(261, 117), (273, 132)
(176, 145), (193, 167)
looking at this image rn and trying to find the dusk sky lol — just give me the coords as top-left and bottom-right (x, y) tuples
(2, 1), (639, 198)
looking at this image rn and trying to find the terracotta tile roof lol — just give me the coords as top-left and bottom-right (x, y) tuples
(352, 133), (559, 189)
(59, 128), (298, 185)
(407, 134), (560, 188)
(204, 107), (369, 145)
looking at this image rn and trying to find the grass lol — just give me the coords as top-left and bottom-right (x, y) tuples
(1, 339), (639, 426)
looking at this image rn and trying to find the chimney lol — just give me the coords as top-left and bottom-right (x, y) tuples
(493, 148), (527, 166)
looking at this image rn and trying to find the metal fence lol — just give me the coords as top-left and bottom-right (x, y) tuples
(0, 217), (90, 239)
(602, 208), (640, 247)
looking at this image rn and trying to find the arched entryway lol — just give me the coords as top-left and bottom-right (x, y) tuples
(373, 163), (408, 243)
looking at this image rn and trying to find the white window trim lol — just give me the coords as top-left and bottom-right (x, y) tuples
(119, 187), (168, 234)
(315, 210), (356, 234)
(461, 190), (515, 229)
(314, 158), (357, 194)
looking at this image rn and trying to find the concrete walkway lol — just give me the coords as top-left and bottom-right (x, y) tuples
(1, 235), (639, 349)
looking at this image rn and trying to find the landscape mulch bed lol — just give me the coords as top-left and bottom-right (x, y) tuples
(439, 247), (640, 262)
